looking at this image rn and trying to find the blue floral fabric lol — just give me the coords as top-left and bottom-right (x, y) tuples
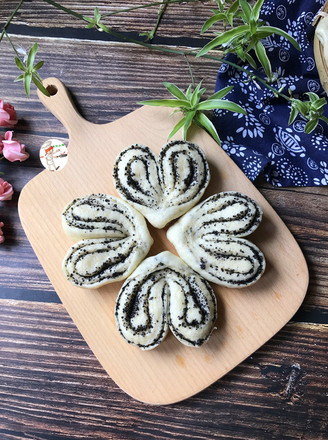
(213, 0), (328, 186)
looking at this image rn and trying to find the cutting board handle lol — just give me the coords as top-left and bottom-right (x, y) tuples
(37, 77), (89, 136)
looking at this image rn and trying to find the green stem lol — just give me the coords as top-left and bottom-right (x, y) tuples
(42, 0), (86, 21)
(146, 0), (170, 41)
(184, 55), (195, 89)
(0, 0), (25, 43)
(3, 30), (21, 57)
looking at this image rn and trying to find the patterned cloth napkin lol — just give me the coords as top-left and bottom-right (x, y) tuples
(213, 0), (328, 186)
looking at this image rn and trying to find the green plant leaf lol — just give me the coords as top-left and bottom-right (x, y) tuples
(228, 0), (240, 15)
(183, 110), (196, 140)
(254, 41), (272, 79)
(31, 75), (51, 96)
(201, 13), (226, 33)
(163, 82), (187, 100)
(305, 118), (319, 133)
(24, 72), (32, 98)
(245, 52), (257, 69)
(197, 99), (246, 114)
(239, 0), (252, 21)
(197, 25), (249, 56)
(168, 116), (186, 140)
(26, 43), (38, 71)
(251, 0), (265, 22)
(14, 73), (25, 82)
(259, 26), (300, 51)
(33, 60), (44, 71)
(138, 98), (189, 108)
(208, 86), (233, 100)
(296, 101), (310, 116)
(195, 112), (221, 145)
(15, 56), (25, 71)
(288, 105), (299, 125)
(190, 82), (203, 107)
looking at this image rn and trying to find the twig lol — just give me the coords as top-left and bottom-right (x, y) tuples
(0, 0), (25, 43)
(141, 0), (170, 42)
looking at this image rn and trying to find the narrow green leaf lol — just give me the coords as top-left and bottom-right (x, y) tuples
(296, 101), (310, 116)
(228, 0), (240, 15)
(183, 110), (196, 140)
(239, 0), (252, 21)
(197, 25), (249, 57)
(138, 98), (189, 108)
(24, 73), (32, 98)
(306, 92), (319, 102)
(94, 7), (101, 21)
(190, 82), (203, 107)
(201, 13), (226, 33)
(26, 43), (38, 71)
(251, 0), (265, 21)
(254, 41), (272, 79)
(259, 26), (300, 51)
(288, 106), (299, 125)
(305, 118), (319, 133)
(15, 56), (25, 71)
(245, 52), (258, 69)
(98, 23), (110, 32)
(185, 85), (193, 100)
(208, 86), (233, 100)
(195, 112), (221, 145)
(163, 82), (187, 100)
(311, 98), (326, 111)
(235, 44), (247, 61)
(32, 75), (51, 96)
(33, 60), (44, 71)
(197, 99), (246, 114)
(14, 73), (25, 82)
(168, 116), (186, 140)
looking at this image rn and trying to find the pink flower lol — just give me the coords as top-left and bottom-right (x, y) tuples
(0, 134), (3, 155)
(0, 222), (4, 244)
(2, 131), (29, 162)
(0, 178), (14, 201)
(0, 99), (18, 127)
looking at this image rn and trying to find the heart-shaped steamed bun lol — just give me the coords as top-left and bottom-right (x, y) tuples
(113, 140), (210, 228)
(62, 194), (153, 288)
(115, 251), (217, 350)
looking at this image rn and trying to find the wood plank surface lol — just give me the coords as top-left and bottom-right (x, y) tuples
(0, 0), (217, 39)
(0, 299), (327, 440)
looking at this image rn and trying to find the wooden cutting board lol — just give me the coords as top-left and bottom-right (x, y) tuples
(18, 77), (308, 405)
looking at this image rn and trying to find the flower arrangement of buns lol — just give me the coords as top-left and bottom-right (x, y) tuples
(62, 140), (266, 350)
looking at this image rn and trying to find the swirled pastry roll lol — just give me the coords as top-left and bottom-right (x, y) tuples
(115, 251), (217, 350)
(167, 192), (266, 288)
(62, 194), (153, 288)
(113, 140), (210, 228)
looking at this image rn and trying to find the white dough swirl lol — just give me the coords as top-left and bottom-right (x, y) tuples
(62, 194), (153, 288)
(113, 141), (210, 228)
(167, 192), (266, 288)
(115, 251), (217, 350)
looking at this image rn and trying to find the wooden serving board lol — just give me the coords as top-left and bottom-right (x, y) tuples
(18, 78), (308, 405)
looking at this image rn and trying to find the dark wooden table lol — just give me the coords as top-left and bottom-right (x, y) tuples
(0, 1), (327, 439)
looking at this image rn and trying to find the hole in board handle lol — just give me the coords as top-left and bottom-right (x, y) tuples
(46, 84), (58, 96)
